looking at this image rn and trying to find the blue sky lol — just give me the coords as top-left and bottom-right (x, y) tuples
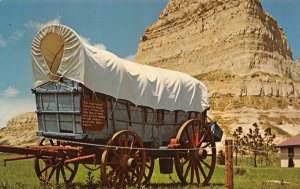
(0, 0), (299, 128)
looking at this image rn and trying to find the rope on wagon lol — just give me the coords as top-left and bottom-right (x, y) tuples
(60, 139), (225, 152)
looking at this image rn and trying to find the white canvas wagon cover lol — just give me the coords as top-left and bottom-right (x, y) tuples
(31, 24), (209, 112)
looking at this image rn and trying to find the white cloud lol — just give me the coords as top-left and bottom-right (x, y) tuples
(25, 17), (61, 31)
(0, 34), (6, 48)
(11, 30), (24, 41)
(79, 35), (106, 50)
(0, 98), (35, 128)
(2, 86), (20, 98)
(124, 54), (136, 62)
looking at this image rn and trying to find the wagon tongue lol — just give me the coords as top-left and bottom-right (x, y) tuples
(0, 145), (79, 166)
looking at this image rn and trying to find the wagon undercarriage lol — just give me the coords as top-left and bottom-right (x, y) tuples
(0, 119), (221, 188)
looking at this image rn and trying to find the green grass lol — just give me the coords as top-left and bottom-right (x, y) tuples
(0, 153), (300, 189)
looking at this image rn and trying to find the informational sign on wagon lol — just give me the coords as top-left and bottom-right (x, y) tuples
(82, 99), (107, 131)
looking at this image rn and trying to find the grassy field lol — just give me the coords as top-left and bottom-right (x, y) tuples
(0, 153), (299, 189)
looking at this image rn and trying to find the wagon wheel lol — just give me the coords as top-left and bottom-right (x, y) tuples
(142, 157), (155, 185)
(34, 138), (79, 185)
(101, 130), (146, 188)
(174, 119), (216, 186)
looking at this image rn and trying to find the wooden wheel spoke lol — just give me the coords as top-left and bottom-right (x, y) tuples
(129, 138), (137, 154)
(198, 131), (208, 147)
(40, 165), (51, 174)
(56, 166), (60, 184)
(145, 163), (151, 169)
(107, 167), (120, 179)
(112, 170), (121, 186)
(111, 149), (120, 158)
(47, 167), (56, 181)
(200, 159), (211, 169)
(194, 161), (201, 184)
(133, 149), (140, 157)
(50, 139), (55, 146)
(65, 164), (74, 173)
(123, 135), (129, 155)
(180, 158), (190, 170)
(184, 160), (192, 179)
(117, 138), (123, 147)
(119, 173), (125, 187)
(125, 172), (132, 186)
(197, 161), (207, 180)
(130, 168), (139, 178)
(39, 138), (46, 146)
(190, 161), (195, 183)
(202, 142), (211, 149)
(61, 166), (67, 183)
(191, 124), (196, 146)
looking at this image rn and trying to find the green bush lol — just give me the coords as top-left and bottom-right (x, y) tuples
(217, 150), (225, 165)
(234, 167), (247, 176)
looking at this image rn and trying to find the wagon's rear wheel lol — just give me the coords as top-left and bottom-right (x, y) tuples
(101, 130), (146, 188)
(34, 138), (78, 185)
(174, 119), (216, 186)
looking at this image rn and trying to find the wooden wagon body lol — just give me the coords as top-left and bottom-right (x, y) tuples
(34, 80), (221, 147)
(0, 24), (223, 188)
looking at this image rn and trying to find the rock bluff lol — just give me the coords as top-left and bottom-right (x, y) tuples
(136, 0), (298, 80)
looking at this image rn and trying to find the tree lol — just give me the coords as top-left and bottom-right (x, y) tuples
(232, 126), (244, 166)
(242, 123), (264, 167)
(263, 127), (276, 165)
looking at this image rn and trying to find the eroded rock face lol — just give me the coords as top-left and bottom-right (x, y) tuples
(136, 0), (299, 80)
(197, 70), (300, 98)
(0, 112), (39, 146)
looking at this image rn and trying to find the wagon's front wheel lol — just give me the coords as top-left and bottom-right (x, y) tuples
(101, 130), (146, 188)
(174, 119), (216, 186)
(34, 138), (78, 185)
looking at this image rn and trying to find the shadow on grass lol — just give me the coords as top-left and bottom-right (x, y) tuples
(147, 183), (224, 188)
(37, 182), (225, 189)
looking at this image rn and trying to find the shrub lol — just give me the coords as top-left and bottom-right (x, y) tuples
(217, 150), (225, 165)
(234, 167), (247, 176)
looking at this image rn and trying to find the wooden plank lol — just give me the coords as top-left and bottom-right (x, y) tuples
(126, 102), (132, 127)
(109, 98), (116, 133)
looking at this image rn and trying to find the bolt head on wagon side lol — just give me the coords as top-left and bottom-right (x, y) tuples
(0, 25), (223, 188)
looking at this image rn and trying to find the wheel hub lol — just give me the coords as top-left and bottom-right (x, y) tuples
(120, 155), (137, 171)
(198, 149), (208, 159)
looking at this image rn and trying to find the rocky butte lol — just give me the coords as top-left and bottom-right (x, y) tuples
(0, 112), (39, 146)
(136, 0), (300, 140)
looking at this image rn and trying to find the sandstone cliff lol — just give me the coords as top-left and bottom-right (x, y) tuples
(0, 112), (39, 146)
(136, 0), (300, 139)
(137, 0), (299, 80)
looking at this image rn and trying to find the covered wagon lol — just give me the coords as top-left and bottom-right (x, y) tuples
(0, 24), (223, 188)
